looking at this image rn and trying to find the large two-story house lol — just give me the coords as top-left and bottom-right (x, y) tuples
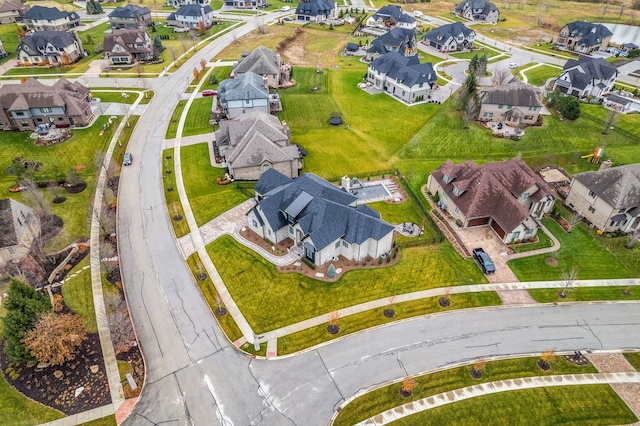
(556, 21), (612, 54)
(478, 79), (543, 126)
(427, 159), (555, 244)
(217, 71), (269, 118)
(0, 0), (29, 24)
(214, 112), (304, 180)
(22, 5), (80, 31)
(453, 0), (499, 24)
(365, 5), (416, 30)
(247, 169), (395, 266)
(17, 31), (84, 66)
(367, 52), (436, 103)
(0, 199), (40, 267)
(295, 0), (336, 23)
(166, 0), (210, 7)
(108, 4), (152, 29)
(366, 27), (418, 60)
(231, 46), (291, 89)
(565, 163), (640, 233)
(167, 4), (213, 29)
(104, 28), (154, 65)
(0, 78), (93, 131)
(553, 56), (617, 99)
(422, 22), (475, 52)
(223, 0), (267, 8)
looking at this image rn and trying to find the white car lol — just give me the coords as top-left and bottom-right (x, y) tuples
(508, 63), (518, 69)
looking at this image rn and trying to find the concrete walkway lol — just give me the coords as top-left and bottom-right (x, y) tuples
(162, 133), (214, 150)
(356, 372), (640, 425)
(39, 404), (115, 426)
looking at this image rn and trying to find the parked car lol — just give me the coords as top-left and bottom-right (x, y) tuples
(202, 90), (217, 97)
(472, 248), (495, 274)
(123, 152), (133, 166)
(508, 62), (518, 69)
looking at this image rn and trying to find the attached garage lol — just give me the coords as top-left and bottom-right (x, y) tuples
(467, 217), (490, 227)
(490, 219), (506, 239)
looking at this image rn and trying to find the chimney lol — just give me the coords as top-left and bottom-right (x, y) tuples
(263, 74), (268, 89)
(282, 120), (290, 138)
(341, 176), (350, 192)
(599, 159), (613, 171)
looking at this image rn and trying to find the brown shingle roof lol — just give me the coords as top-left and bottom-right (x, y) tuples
(432, 159), (554, 232)
(0, 78), (90, 116)
(479, 81), (543, 107)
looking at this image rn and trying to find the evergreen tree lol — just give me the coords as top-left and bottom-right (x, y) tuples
(153, 34), (164, 54)
(94, 0), (103, 14)
(2, 279), (51, 362)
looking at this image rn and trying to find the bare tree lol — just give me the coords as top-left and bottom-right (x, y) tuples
(560, 266), (578, 298)
(602, 109), (618, 134)
(566, 212), (582, 231)
(168, 46), (179, 65)
(132, 63), (145, 77)
(463, 95), (479, 127)
(99, 240), (117, 275)
(189, 29), (199, 52)
(178, 36), (189, 56)
(492, 68), (512, 86)
(94, 151), (118, 185)
(101, 63), (110, 77)
(108, 307), (135, 355)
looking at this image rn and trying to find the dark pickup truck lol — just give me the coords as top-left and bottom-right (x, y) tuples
(472, 248), (495, 275)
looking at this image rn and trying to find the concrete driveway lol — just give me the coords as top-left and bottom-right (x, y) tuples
(455, 226), (520, 283)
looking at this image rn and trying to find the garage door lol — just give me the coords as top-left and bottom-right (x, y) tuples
(491, 219), (506, 239)
(467, 217), (490, 227)
(430, 41), (437, 48)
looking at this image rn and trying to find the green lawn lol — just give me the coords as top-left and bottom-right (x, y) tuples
(509, 228), (553, 253)
(180, 143), (251, 226)
(279, 292), (501, 355)
(624, 353), (640, 371)
(0, 371), (64, 425)
(393, 385), (637, 426)
(522, 64), (561, 87)
(334, 356), (598, 426)
(61, 256), (97, 332)
(92, 91), (139, 104)
(524, 43), (579, 59)
(162, 149), (190, 238)
(0, 23), (20, 66)
(183, 98), (214, 137)
(528, 286), (639, 303)
(78, 416), (116, 426)
(200, 66), (232, 91)
(368, 198), (423, 226)
(508, 218), (635, 281)
(166, 100), (187, 139)
(207, 235), (486, 333)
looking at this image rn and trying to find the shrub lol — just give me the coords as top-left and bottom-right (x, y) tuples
(378, 257), (383, 264)
(327, 264), (336, 278)
(302, 258), (316, 270)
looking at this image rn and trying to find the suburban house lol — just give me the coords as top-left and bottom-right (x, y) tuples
(223, 0), (267, 8)
(367, 52), (436, 103)
(365, 5), (416, 30)
(295, 0), (336, 23)
(247, 169), (395, 266)
(0, 78), (93, 131)
(166, 0), (210, 7)
(231, 46), (291, 89)
(17, 31), (84, 67)
(427, 159), (556, 244)
(556, 21), (612, 54)
(0, 0), (29, 24)
(217, 72), (269, 119)
(167, 4), (213, 29)
(565, 163), (640, 233)
(553, 56), (617, 99)
(214, 112), (304, 180)
(422, 22), (475, 52)
(621, 42), (638, 55)
(478, 80), (543, 126)
(22, 5), (80, 31)
(366, 27), (418, 60)
(0, 199), (40, 267)
(453, 0), (499, 24)
(103, 28), (154, 65)
(108, 4), (152, 29)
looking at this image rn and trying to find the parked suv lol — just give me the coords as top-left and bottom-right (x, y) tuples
(472, 248), (495, 274)
(123, 152), (133, 166)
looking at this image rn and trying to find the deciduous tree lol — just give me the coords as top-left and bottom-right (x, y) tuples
(23, 313), (87, 366)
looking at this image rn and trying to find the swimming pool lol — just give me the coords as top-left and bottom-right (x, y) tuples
(351, 183), (391, 202)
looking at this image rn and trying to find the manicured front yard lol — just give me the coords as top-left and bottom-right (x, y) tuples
(508, 218), (636, 281)
(183, 98), (214, 137)
(180, 143), (251, 226)
(62, 257), (97, 333)
(393, 385), (637, 425)
(528, 286), (638, 303)
(334, 355), (599, 426)
(278, 292), (501, 355)
(522, 64), (561, 87)
(207, 235), (486, 333)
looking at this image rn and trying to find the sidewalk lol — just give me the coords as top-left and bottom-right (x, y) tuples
(356, 372), (640, 425)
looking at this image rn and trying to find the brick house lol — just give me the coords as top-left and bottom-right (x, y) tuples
(427, 159), (555, 244)
(556, 21), (612, 54)
(478, 80), (543, 126)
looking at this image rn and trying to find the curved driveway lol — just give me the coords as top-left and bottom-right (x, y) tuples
(114, 13), (640, 426)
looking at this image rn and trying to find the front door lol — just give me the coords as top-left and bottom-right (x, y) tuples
(305, 246), (315, 262)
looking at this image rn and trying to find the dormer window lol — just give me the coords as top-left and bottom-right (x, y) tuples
(522, 193), (529, 200)
(442, 173), (449, 183)
(453, 186), (464, 196)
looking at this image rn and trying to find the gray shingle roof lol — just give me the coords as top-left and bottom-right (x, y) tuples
(108, 4), (150, 18)
(176, 4), (212, 17)
(423, 22), (474, 45)
(253, 170), (393, 250)
(368, 27), (416, 55)
(18, 30), (77, 54)
(564, 21), (613, 47)
(23, 5), (78, 21)
(254, 168), (293, 195)
(479, 81), (542, 107)
(295, 0), (334, 17)
(234, 46), (280, 77)
(370, 5), (415, 25)
(561, 56), (617, 90)
(431, 159), (554, 233)
(218, 71), (268, 103)
(369, 52), (436, 87)
(573, 164), (640, 209)
(455, 0), (497, 14)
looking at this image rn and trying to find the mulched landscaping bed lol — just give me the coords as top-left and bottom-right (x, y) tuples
(117, 346), (144, 399)
(0, 333), (111, 415)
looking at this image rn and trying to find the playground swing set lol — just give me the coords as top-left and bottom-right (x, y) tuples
(581, 147), (608, 164)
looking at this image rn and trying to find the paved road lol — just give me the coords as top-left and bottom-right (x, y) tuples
(107, 12), (640, 426)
